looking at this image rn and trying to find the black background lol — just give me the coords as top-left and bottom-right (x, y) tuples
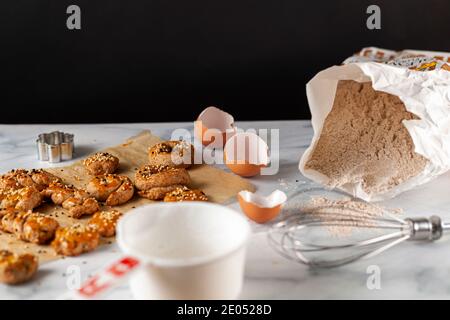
(2, 0), (450, 123)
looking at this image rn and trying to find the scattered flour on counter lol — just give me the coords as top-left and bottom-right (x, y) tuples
(277, 178), (306, 192)
(299, 196), (403, 236)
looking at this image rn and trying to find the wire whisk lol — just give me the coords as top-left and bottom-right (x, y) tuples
(268, 207), (450, 268)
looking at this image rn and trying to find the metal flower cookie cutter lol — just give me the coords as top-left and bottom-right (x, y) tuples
(36, 131), (74, 163)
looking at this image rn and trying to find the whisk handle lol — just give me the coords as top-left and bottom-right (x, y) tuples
(406, 216), (443, 241)
(442, 221), (450, 232)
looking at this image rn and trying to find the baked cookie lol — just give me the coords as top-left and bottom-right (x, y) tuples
(88, 210), (122, 237)
(0, 207), (15, 220)
(41, 182), (74, 205)
(86, 174), (134, 206)
(43, 182), (100, 218)
(163, 186), (208, 202)
(1, 211), (59, 245)
(0, 169), (60, 191)
(135, 164), (190, 200)
(148, 141), (194, 169)
(83, 152), (119, 176)
(0, 250), (38, 285)
(138, 185), (186, 201)
(52, 224), (100, 256)
(0, 186), (43, 212)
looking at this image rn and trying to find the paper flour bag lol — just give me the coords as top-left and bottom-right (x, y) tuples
(299, 47), (450, 202)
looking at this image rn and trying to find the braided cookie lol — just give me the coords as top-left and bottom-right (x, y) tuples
(52, 224), (100, 256)
(148, 141), (194, 169)
(84, 152), (119, 176)
(0, 250), (38, 284)
(86, 174), (134, 206)
(88, 210), (123, 237)
(163, 186), (208, 202)
(135, 165), (190, 200)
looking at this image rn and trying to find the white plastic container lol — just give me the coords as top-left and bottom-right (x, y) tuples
(116, 202), (251, 300)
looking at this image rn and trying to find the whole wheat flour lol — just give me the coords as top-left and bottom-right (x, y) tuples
(305, 80), (429, 196)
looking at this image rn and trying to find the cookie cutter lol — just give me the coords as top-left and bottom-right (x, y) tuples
(36, 131), (74, 163)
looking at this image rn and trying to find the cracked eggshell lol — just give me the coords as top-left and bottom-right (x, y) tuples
(224, 132), (269, 177)
(237, 190), (287, 223)
(195, 106), (236, 147)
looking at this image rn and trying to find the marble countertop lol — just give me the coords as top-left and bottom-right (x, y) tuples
(1, 120), (450, 300)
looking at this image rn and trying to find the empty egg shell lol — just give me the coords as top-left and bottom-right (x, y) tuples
(224, 132), (269, 177)
(237, 189), (287, 223)
(195, 106), (236, 147)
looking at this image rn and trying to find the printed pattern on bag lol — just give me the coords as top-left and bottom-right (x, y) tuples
(344, 47), (450, 72)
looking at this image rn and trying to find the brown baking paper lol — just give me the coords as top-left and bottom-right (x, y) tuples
(0, 131), (255, 263)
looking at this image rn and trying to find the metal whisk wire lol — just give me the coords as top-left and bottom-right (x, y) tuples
(268, 206), (448, 268)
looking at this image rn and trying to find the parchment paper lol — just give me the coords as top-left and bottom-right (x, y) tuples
(0, 131), (255, 263)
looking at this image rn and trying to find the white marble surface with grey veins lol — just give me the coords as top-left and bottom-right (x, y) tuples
(0, 120), (450, 299)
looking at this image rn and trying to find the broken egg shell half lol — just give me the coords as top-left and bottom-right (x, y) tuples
(237, 190), (287, 223)
(195, 106), (236, 147)
(224, 132), (269, 177)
